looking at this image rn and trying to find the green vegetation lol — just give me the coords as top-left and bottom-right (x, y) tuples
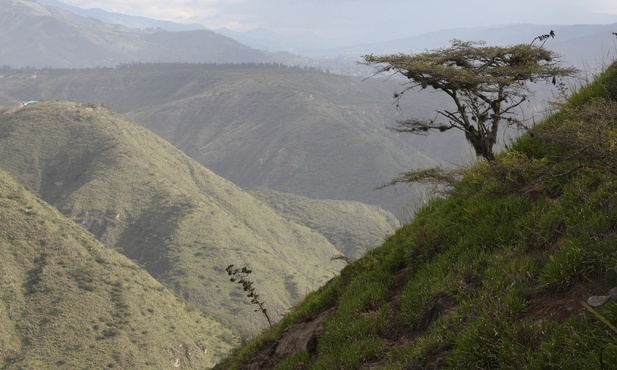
(0, 63), (446, 213)
(214, 62), (617, 369)
(0, 100), (344, 338)
(252, 189), (399, 259)
(0, 170), (234, 368)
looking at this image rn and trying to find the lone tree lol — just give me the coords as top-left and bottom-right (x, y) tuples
(362, 36), (578, 161)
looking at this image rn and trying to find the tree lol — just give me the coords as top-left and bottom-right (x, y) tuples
(362, 36), (578, 161)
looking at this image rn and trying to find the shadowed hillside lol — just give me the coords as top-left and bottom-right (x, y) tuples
(0, 169), (235, 368)
(0, 100), (345, 336)
(214, 63), (617, 369)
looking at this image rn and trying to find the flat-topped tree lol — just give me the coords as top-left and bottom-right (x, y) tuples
(362, 37), (578, 161)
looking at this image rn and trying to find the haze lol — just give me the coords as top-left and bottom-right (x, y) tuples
(47, 0), (617, 47)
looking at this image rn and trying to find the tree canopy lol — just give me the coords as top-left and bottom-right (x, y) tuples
(362, 38), (578, 160)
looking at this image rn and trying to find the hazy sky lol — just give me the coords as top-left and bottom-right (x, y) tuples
(57, 0), (617, 43)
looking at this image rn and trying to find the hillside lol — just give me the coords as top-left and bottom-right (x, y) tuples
(0, 100), (344, 336)
(0, 0), (278, 68)
(0, 64), (455, 214)
(0, 169), (235, 368)
(214, 63), (617, 368)
(251, 189), (399, 260)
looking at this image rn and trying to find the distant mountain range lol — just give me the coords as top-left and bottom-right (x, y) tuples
(38, 0), (208, 31)
(7, 0), (616, 75)
(323, 23), (617, 70)
(0, 0), (300, 68)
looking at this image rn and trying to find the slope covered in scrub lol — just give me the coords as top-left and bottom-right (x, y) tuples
(0, 101), (343, 337)
(251, 189), (399, 260)
(214, 63), (617, 369)
(0, 63), (446, 214)
(0, 170), (234, 369)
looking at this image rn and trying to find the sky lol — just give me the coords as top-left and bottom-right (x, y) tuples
(55, 0), (617, 44)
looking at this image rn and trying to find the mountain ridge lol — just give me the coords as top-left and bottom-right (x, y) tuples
(0, 64), (453, 214)
(0, 0), (281, 68)
(0, 168), (235, 368)
(38, 0), (208, 31)
(0, 100), (345, 337)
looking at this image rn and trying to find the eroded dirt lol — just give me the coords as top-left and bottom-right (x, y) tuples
(243, 307), (336, 370)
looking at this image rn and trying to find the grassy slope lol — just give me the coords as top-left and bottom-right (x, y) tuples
(0, 170), (235, 369)
(214, 64), (617, 369)
(0, 64), (450, 214)
(251, 189), (399, 260)
(0, 101), (343, 336)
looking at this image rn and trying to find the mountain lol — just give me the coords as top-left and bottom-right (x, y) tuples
(0, 64), (457, 215)
(349, 23), (617, 68)
(251, 189), (399, 260)
(0, 100), (345, 336)
(214, 61), (617, 370)
(0, 169), (235, 368)
(216, 27), (338, 54)
(292, 23), (617, 76)
(0, 0), (277, 68)
(38, 0), (208, 31)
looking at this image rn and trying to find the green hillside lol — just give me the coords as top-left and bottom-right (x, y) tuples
(0, 101), (344, 336)
(252, 189), (399, 260)
(0, 169), (234, 368)
(0, 64), (452, 214)
(214, 64), (617, 369)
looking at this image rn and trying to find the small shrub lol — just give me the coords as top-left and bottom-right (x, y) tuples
(226, 265), (272, 327)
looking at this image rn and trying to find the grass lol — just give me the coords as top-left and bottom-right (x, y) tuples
(215, 62), (617, 369)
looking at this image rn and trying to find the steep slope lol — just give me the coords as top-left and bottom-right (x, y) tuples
(0, 64), (452, 214)
(214, 64), (617, 369)
(0, 100), (343, 335)
(251, 189), (399, 260)
(0, 0), (276, 68)
(0, 169), (234, 368)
